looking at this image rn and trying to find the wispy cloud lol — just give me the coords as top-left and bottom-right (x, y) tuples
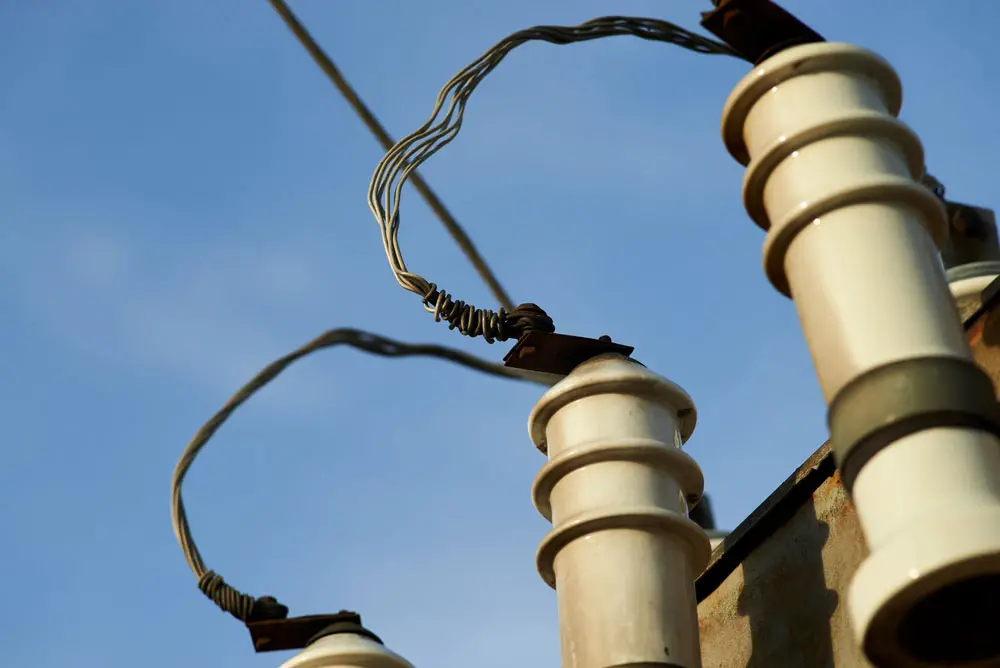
(0, 216), (357, 416)
(7, 3), (989, 667)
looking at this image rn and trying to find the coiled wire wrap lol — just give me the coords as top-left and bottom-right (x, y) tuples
(368, 17), (739, 342)
(171, 327), (556, 622)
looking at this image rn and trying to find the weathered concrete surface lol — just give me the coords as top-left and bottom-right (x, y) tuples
(697, 464), (871, 667)
(695, 283), (1000, 666)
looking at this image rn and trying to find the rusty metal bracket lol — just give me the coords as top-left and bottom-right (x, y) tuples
(942, 202), (1000, 270)
(248, 611), (366, 653)
(701, 0), (824, 65)
(503, 330), (634, 376)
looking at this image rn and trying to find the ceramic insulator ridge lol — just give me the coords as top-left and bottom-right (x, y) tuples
(722, 42), (1000, 667)
(280, 631), (416, 668)
(529, 354), (711, 668)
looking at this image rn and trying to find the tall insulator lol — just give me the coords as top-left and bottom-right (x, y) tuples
(721, 41), (1000, 666)
(529, 353), (710, 668)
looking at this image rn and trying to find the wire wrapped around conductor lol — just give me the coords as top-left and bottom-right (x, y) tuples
(368, 16), (739, 343)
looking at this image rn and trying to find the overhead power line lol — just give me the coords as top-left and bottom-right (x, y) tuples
(267, 0), (515, 313)
(173, 7), (737, 626)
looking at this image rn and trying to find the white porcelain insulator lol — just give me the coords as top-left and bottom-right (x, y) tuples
(722, 41), (1000, 667)
(529, 354), (710, 668)
(280, 632), (417, 668)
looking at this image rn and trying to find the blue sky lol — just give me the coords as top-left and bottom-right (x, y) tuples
(1, 1), (997, 666)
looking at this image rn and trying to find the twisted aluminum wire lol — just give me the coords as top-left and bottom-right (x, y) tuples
(171, 327), (556, 621)
(175, 14), (737, 624)
(368, 17), (739, 342)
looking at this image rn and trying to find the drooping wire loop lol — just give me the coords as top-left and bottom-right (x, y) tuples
(369, 17), (739, 342)
(172, 328), (556, 622)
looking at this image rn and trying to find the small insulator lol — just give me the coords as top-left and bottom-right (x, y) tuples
(280, 618), (415, 668)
